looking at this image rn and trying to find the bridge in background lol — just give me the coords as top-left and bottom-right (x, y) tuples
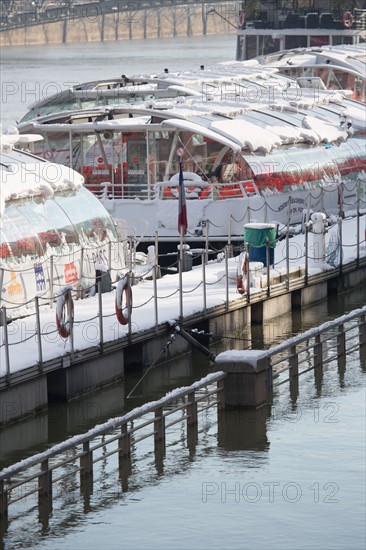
(0, 0), (220, 31)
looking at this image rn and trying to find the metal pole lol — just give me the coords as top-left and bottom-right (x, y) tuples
(205, 219), (209, 264)
(49, 255), (54, 309)
(175, 325), (216, 362)
(286, 228), (290, 291)
(179, 226), (183, 321)
(266, 238), (270, 297)
(356, 198), (360, 267)
(305, 224), (309, 285)
(70, 291), (75, 359)
(246, 242), (250, 303)
(35, 296), (43, 371)
(98, 281), (104, 351)
(2, 307), (10, 385)
(80, 246), (84, 298)
(0, 268), (4, 308)
(338, 217), (343, 273)
(108, 240), (112, 273)
(228, 215), (232, 246)
(127, 272), (132, 338)
(129, 236), (134, 273)
(155, 231), (159, 267)
(154, 231), (159, 331)
(339, 183), (344, 219)
(225, 246), (229, 309)
(153, 254), (158, 331)
(202, 252), (206, 316)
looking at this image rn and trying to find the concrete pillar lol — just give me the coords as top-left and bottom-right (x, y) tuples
(213, 350), (272, 408)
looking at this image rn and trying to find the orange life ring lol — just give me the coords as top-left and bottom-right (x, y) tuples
(115, 276), (133, 325)
(236, 252), (249, 294)
(56, 287), (74, 339)
(343, 11), (353, 28)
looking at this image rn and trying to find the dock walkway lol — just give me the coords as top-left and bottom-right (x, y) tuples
(1, 215), (365, 423)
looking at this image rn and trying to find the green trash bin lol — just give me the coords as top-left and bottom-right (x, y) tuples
(243, 223), (276, 267)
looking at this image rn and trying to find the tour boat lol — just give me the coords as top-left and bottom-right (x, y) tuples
(16, 62), (366, 257)
(0, 128), (127, 317)
(251, 44), (366, 103)
(18, 74), (203, 124)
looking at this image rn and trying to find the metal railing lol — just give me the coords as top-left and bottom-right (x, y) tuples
(268, 306), (366, 388)
(0, 371), (226, 518)
(0, 0), (225, 31)
(0, 212), (365, 385)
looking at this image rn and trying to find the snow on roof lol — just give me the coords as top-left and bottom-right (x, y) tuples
(210, 119), (282, 153)
(161, 118), (241, 152)
(302, 115), (348, 143)
(342, 105), (366, 131)
(0, 131), (84, 225)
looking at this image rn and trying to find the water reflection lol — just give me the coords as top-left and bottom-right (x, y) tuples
(217, 406), (271, 453)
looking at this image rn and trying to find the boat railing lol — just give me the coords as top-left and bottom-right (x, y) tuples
(154, 178), (260, 200)
(242, 9), (366, 31)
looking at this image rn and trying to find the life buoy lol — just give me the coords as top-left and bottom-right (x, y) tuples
(115, 276), (133, 325)
(236, 252), (249, 294)
(56, 287), (74, 339)
(168, 171), (203, 199)
(343, 11), (353, 28)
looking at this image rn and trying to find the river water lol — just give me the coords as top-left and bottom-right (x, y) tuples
(1, 34), (366, 550)
(0, 34), (235, 127)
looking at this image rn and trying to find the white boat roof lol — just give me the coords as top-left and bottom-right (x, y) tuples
(0, 130), (83, 225)
(22, 62), (291, 116)
(254, 44), (366, 80)
(16, 59), (366, 155)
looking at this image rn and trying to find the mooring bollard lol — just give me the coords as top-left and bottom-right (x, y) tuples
(213, 350), (272, 409)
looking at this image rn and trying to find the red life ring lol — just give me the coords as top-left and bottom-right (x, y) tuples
(343, 11), (353, 28)
(56, 287), (74, 339)
(236, 252), (249, 294)
(115, 276), (133, 325)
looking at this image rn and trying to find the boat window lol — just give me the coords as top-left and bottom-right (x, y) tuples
(2, 202), (44, 259)
(33, 195), (79, 248)
(244, 137), (366, 192)
(34, 133), (74, 166)
(1, 187), (118, 263)
(53, 187), (117, 244)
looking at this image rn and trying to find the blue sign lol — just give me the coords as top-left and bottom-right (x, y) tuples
(34, 264), (46, 291)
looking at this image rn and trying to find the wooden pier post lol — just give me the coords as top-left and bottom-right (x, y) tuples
(119, 423), (131, 458)
(289, 345), (299, 402)
(0, 480), (8, 518)
(359, 314), (366, 365)
(154, 407), (166, 452)
(38, 459), (52, 519)
(337, 323), (346, 369)
(80, 441), (93, 478)
(186, 391), (198, 428)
